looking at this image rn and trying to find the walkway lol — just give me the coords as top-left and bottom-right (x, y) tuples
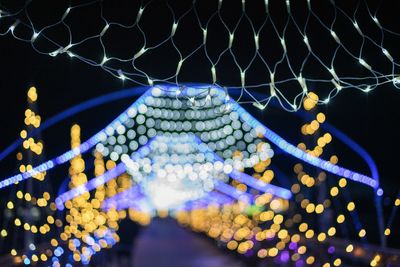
(132, 218), (248, 267)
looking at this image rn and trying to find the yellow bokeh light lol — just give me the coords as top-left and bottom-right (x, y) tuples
(306, 203), (315, 213)
(328, 227), (336, 236)
(277, 229), (288, 239)
(268, 247), (278, 257)
(273, 214), (284, 225)
(10, 249), (17, 256)
(384, 228), (391, 236)
(337, 214), (345, 224)
(359, 229), (366, 238)
(7, 201), (14, 209)
(315, 204), (324, 214)
(23, 223), (30, 231)
(305, 229), (314, 239)
(14, 219), (21, 227)
(317, 232), (326, 242)
(338, 178), (347, 188)
(24, 193), (32, 202)
(16, 191), (23, 199)
(330, 187), (339, 197)
(303, 92), (319, 110)
(316, 112), (326, 123)
(299, 223), (308, 232)
(40, 254), (48, 261)
(31, 225), (38, 233)
(347, 202), (355, 211)
(306, 256), (315, 264)
(346, 244), (354, 253)
(27, 86), (38, 102)
(324, 133), (333, 144)
(32, 254), (38, 262)
(227, 240), (238, 250)
(20, 130), (27, 139)
(298, 246), (307, 254)
(1, 229), (8, 237)
(333, 258), (342, 266)
(257, 249), (268, 258)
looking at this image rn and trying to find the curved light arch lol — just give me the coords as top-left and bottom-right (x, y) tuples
(0, 85), (379, 191)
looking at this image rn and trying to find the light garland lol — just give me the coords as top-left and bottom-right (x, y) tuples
(1, 1), (400, 111)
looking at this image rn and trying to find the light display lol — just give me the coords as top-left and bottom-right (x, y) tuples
(51, 124), (138, 266)
(1, 84), (398, 266)
(1, 1), (400, 111)
(0, 1), (398, 266)
(0, 87), (60, 266)
(0, 86), (378, 191)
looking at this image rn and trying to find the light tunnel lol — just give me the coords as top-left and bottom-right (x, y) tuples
(0, 84), (382, 221)
(0, 85), (379, 193)
(0, 84), (389, 265)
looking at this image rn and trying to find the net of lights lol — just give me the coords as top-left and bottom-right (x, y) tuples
(1, 84), (399, 266)
(1, 0), (400, 112)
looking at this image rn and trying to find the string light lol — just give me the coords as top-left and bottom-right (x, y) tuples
(1, 1), (400, 111)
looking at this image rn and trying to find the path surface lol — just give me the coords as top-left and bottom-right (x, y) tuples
(132, 218), (248, 267)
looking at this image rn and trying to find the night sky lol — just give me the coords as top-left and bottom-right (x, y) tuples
(0, 0), (400, 248)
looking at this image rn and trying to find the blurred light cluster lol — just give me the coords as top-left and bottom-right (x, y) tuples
(1, 85), (396, 266)
(0, 87), (61, 266)
(50, 85), (293, 265)
(172, 91), (383, 266)
(57, 125), (130, 265)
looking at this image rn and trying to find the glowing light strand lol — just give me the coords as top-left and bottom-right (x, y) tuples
(1, 1), (400, 111)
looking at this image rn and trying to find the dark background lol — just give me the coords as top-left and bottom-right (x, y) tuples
(0, 0), (399, 250)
